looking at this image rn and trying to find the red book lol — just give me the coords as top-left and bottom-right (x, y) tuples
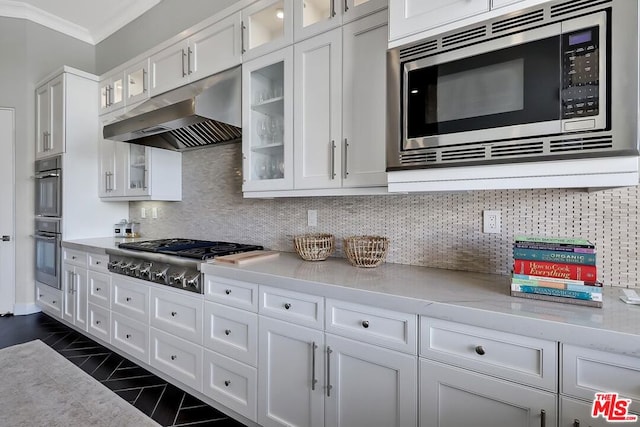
(513, 259), (597, 282)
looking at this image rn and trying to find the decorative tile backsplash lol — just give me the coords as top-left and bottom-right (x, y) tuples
(129, 144), (639, 288)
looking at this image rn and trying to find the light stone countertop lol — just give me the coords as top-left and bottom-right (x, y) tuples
(64, 237), (640, 357)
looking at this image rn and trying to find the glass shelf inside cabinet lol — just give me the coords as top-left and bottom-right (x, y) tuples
(128, 68), (145, 99)
(128, 144), (147, 190)
(250, 61), (285, 181)
(249, 0), (285, 50)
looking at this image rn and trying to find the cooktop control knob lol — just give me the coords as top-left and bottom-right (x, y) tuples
(169, 271), (186, 287)
(152, 267), (169, 283)
(139, 263), (152, 278)
(185, 272), (201, 291)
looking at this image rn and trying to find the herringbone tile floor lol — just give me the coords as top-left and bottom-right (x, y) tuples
(0, 312), (246, 427)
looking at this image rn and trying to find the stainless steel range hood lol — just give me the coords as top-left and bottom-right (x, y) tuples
(103, 66), (242, 151)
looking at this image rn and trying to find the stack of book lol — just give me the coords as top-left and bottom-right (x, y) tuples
(510, 235), (603, 308)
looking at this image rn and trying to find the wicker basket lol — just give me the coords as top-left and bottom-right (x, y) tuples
(293, 233), (335, 261)
(343, 236), (389, 268)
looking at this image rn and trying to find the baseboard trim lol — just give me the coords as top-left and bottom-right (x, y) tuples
(13, 303), (41, 316)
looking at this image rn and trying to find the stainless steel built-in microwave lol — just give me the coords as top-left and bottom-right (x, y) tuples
(387, 0), (639, 171)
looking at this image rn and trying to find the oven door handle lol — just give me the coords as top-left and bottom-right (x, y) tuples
(35, 173), (60, 179)
(33, 234), (58, 241)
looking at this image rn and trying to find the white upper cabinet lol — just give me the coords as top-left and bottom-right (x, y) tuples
(99, 71), (125, 115)
(242, 0), (294, 61)
(125, 58), (150, 106)
(150, 12), (243, 97)
(35, 74), (65, 159)
(389, 0), (489, 42)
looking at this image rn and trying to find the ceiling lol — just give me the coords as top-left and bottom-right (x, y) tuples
(0, 0), (162, 44)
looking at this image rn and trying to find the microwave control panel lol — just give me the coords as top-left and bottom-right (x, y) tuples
(561, 26), (600, 120)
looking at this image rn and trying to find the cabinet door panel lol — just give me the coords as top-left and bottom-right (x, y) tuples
(258, 316), (324, 427)
(74, 268), (88, 330)
(35, 84), (49, 157)
(150, 41), (189, 96)
(559, 396), (635, 427)
(325, 334), (418, 427)
(420, 358), (557, 427)
(342, 11), (388, 187)
(294, 28), (342, 189)
(49, 75), (65, 155)
(190, 12), (242, 81)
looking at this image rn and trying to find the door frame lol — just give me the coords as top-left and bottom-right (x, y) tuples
(0, 108), (15, 314)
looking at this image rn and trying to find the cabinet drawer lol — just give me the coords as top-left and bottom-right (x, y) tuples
(87, 303), (110, 343)
(88, 253), (109, 272)
(562, 344), (640, 414)
(326, 299), (417, 354)
(203, 349), (257, 422)
(87, 270), (111, 308)
(112, 312), (149, 364)
(559, 396), (639, 427)
(36, 284), (62, 317)
(111, 277), (149, 323)
(205, 276), (258, 312)
(150, 288), (203, 345)
(259, 286), (324, 330)
(204, 302), (258, 367)
(150, 328), (203, 392)
(63, 248), (87, 267)
(421, 317), (557, 391)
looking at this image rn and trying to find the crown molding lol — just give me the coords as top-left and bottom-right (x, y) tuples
(0, 0), (161, 45)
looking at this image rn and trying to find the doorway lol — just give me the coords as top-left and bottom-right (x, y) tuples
(0, 108), (15, 314)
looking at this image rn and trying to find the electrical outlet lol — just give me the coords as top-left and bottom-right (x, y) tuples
(140, 208), (146, 219)
(483, 210), (501, 234)
(152, 207), (158, 219)
(307, 210), (318, 227)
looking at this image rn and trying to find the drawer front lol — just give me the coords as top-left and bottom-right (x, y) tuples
(205, 276), (258, 312)
(421, 317), (558, 391)
(111, 277), (149, 323)
(88, 253), (109, 272)
(150, 288), (203, 345)
(203, 349), (257, 422)
(326, 299), (417, 354)
(112, 312), (149, 364)
(204, 302), (258, 367)
(259, 286), (324, 330)
(87, 270), (111, 309)
(63, 248), (87, 268)
(36, 284), (62, 317)
(150, 327), (203, 392)
(87, 303), (110, 343)
(560, 396), (638, 427)
(562, 344), (640, 414)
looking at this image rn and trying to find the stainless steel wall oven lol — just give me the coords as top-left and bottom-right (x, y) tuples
(35, 156), (62, 218)
(34, 218), (61, 289)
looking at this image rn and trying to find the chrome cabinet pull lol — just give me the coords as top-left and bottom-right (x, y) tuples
(361, 320), (369, 328)
(224, 380), (231, 387)
(241, 21), (246, 54)
(311, 342), (318, 390)
(126, 334), (131, 339)
(326, 346), (333, 397)
(125, 297), (131, 302)
(343, 138), (349, 179)
(181, 49), (187, 77)
(187, 47), (193, 75)
(143, 168), (148, 190)
(225, 289), (231, 295)
(171, 355), (177, 360)
(95, 320), (101, 325)
(142, 69), (147, 93)
(344, 0), (349, 13)
(330, 140), (336, 179)
(475, 345), (486, 355)
(572, 420), (579, 427)
(224, 329), (231, 336)
(330, 0), (336, 17)
(171, 311), (177, 317)
(540, 409), (546, 427)
(284, 302), (291, 310)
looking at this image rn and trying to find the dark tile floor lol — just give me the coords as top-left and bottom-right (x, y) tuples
(0, 312), (247, 427)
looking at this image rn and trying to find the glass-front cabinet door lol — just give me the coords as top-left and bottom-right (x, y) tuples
(99, 73), (124, 114)
(343, 0), (388, 23)
(126, 59), (149, 107)
(242, 0), (293, 60)
(126, 144), (150, 197)
(294, 0), (341, 41)
(242, 47), (293, 193)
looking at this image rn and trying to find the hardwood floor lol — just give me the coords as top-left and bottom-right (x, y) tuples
(0, 312), (246, 427)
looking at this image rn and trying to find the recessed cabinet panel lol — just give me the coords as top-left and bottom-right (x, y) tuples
(150, 40), (189, 97)
(87, 303), (110, 343)
(112, 311), (149, 364)
(205, 276), (259, 312)
(88, 270), (111, 308)
(111, 277), (150, 323)
(150, 288), (203, 345)
(259, 286), (324, 329)
(150, 327), (203, 392)
(36, 283), (62, 317)
(204, 302), (258, 367)
(242, 0), (293, 61)
(126, 59), (150, 105)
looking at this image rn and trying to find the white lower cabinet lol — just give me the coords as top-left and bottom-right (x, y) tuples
(62, 262), (88, 330)
(150, 287), (203, 345)
(111, 276), (150, 323)
(420, 358), (557, 427)
(87, 303), (111, 343)
(150, 327), (203, 392)
(258, 316), (325, 427)
(87, 270), (111, 309)
(325, 333), (418, 427)
(203, 348), (258, 421)
(36, 283), (62, 318)
(112, 311), (149, 364)
(204, 302), (258, 367)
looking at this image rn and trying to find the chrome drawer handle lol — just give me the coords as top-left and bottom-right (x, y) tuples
(171, 311), (177, 317)
(225, 329), (231, 336)
(96, 287), (101, 291)
(540, 409), (546, 427)
(225, 289), (231, 295)
(224, 380), (231, 387)
(361, 320), (369, 329)
(475, 345), (485, 356)
(125, 297), (131, 302)
(284, 303), (291, 310)
(126, 334), (131, 339)
(573, 420), (579, 427)
(95, 320), (101, 325)
(171, 355), (177, 361)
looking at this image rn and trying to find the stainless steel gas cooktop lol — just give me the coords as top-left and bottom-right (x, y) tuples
(107, 238), (263, 293)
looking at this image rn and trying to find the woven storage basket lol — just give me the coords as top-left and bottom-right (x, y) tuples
(343, 235), (389, 268)
(293, 233), (335, 261)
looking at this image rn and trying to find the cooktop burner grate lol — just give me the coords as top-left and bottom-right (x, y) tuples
(118, 239), (264, 260)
